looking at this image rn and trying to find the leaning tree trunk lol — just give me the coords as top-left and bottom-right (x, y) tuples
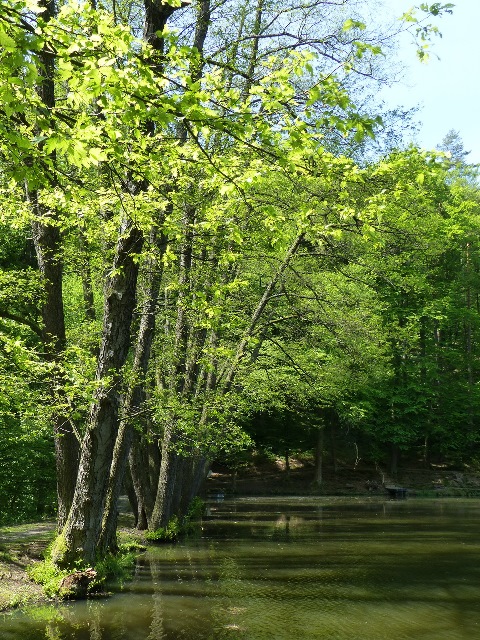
(220, 231), (306, 391)
(57, 218), (143, 566)
(62, 0), (184, 560)
(99, 226), (167, 552)
(147, 0), (213, 529)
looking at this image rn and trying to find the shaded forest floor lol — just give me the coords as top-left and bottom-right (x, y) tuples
(206, 455), (480, 498)
(0, 522), (55, 611)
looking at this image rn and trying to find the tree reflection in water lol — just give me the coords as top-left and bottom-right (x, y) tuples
(5, 499), (480, 639)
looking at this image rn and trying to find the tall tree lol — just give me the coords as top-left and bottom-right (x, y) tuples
(0, 0), (458, 566)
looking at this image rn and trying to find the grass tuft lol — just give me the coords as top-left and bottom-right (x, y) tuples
(27, 557), (70, 598)
(145, 516), (180, 543)
(94, 551), (137, 587)
(145, 498), (205, 543)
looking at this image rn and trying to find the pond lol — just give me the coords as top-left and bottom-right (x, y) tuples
(3, 497), (480, 639)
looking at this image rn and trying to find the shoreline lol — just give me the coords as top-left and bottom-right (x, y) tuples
(2, 461), (480, 613)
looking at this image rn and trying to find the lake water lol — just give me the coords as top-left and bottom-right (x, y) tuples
(3, 497), (480, 639)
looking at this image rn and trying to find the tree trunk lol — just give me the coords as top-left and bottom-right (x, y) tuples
(99, 225), (167, 551)
(149, 199), (195, 529)
(59, 219), (143, 566)
(145, 0), (216, 530)
(129, 434), (155, 529)
(30, 215), (80, 528)
(57, 0), (183, 561)
(330, 421), (338, 475)
(243, 0), (264, 96)
(148, 438), (161, 495)
(189, 456), (210, 503)
(123, 466), (139, 527)
(389, 443), (399, 477)
(170, 455), (186, 518)
(150, 429), (180, 529)
(28, 0), (80, 529)
(313, 428), (324, 487)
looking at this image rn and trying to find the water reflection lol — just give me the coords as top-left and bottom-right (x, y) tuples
(4, 498), (480, 639)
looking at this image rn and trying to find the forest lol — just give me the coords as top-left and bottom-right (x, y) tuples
(0, 0), (477, 571)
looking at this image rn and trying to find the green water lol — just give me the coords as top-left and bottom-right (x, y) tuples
(3, 497), (480, 639)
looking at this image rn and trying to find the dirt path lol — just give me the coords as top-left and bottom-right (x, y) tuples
(0, 521), (56, 611)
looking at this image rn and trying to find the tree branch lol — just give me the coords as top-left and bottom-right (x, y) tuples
(0, 310), (43, 338)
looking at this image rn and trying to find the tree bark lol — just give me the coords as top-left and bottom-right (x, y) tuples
(30, 213), (81, 528)
(59, 219), (143, 566)
(150, 430), (180, 529)
(99, 226), (167, 551)
(29, 0), (80, 528)
(123, 465), (138, 526)
(313, 428), (324, 487)
(128, 434), (154, 530)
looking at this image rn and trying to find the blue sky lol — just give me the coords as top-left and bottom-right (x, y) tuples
(378, 0), (479, 163)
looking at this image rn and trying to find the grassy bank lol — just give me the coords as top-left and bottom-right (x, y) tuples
(0, 522), (147, 612)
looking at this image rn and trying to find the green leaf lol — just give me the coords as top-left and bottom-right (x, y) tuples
(89, 148), (108, 164)
(416, 173), (425, 185)
(342, 19), (366, 32)
(0, 29), (16, 49)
